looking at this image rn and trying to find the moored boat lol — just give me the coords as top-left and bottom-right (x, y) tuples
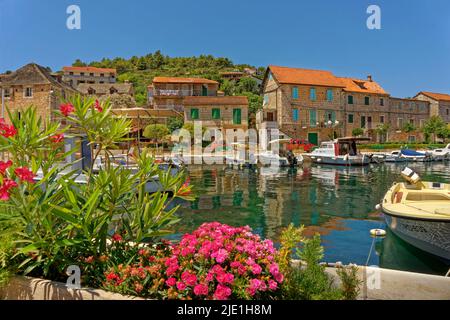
(380, 167), (450, 261)
(400, 149), (433, 162)
(305, 137), (370, 166)
(384, 151), (407, 163)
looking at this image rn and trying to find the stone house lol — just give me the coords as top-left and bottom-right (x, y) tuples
(414, 91), (450, 124)
(62, 66), (116, 87)
(257, 65), (431, 144)
(0, 63), (78, 122)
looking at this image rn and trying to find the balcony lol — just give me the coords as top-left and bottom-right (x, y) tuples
(153, 89), (204, 97)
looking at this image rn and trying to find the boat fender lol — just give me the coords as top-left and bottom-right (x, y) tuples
(375, 204), (381, 210)
(370, 229), (386, 237)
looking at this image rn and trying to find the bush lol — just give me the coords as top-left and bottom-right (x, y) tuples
(103, 222), (283, 300)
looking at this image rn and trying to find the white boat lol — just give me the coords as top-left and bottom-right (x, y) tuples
(305, 137), (370, 166)
(380, 167), (450, 261)
(430, 144), (450, 161)
(384, 151), (407, 163)
(259, 139), (303, 167)
(400, 149), (433, 162)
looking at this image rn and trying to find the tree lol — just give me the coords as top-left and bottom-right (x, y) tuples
(422, 116), (447, 143)
(167, 116), (184, 133)
(143, 124), (170, 143)
(402, 122), (416, 133)
(73, 59), (86, 67)
(352, 128), (364, 137)
(235, 77), (259, 95)
(220, 79), (235, 96)
(375, 123), (390, 143)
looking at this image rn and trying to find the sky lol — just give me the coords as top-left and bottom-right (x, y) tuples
(0, 0), (449, 97)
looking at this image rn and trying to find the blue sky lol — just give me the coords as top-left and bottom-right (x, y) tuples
(1, 0), (449, 97)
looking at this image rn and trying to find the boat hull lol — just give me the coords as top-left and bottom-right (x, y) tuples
(383, 211), (450, 261)
(309, 155), (370, 166)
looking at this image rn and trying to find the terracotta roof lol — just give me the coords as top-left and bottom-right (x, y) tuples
(183, 96), (248, 106)
(268, 65), (345, 87)
(338, 77), (389, 95)
(152, 77), (218, 85)
(63, 66), (116, 74)
(416, 91), (450, 102)
(0, 63), (77, 92)
(77, 83), (133, 95)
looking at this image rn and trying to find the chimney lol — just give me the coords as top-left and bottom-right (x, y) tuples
(367, 75), (373, 82)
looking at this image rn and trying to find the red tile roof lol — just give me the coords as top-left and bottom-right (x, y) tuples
(152, 77), (218, 85)
(417, 91), (450, 102)
(183, 96), (248, 106)
(338, 77), (389, 95)
(268, 65), (345, 87)
(63, 66), (116, 74)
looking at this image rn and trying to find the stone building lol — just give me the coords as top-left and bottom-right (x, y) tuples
(414, 91), (450, 124)
(257, 65), (430, 144)
(0, 63), (78, 121)
(62, 66), (116, 87)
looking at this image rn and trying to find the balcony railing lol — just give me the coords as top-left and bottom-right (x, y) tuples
(153, 89), (203, 97)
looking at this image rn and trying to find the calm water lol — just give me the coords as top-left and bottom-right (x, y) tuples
(173, 162), (450, 276)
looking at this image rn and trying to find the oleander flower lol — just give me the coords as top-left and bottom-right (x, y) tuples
(50, 133), (64, 143)
(59, 103), (74, 116)
(14, 167), (35, 183)
(111, 233), (122, 242)
(94, 99), (103, 112)
(0, 160), (12, 175)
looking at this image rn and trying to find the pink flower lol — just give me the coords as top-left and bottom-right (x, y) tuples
(181, 271), (197, 286)
(165, 277), (176, 287)
(274, 272), (284, 283)
(59, 103), (74, 117)
(0, 124), (17, 138)
(214, 284), (232, 300)
(251, 263), (262, 275)
(111, 233), (122, 242)
(268, 280), (278, 291)
(0, 160), (12, 175)
(0, 189), (10, 201)
(216, 272), (234, 284)
(211, 248), (229, 263)
(193, 284), (209, 296)
(14, 167), (35, 183)
(94, 99), (103, 112)
(176, 281), (187, 291)
(269, 263), (279, 276)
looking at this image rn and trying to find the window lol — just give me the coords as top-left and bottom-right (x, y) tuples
(309, 110), (317, 127)
(292, 87), (299, 99)
(190, 108), (199, 120)
(397, 118), (403, 128)
(420, 119), (425, 127)
(24, 87), (33, 98)
(380, 98), (384, 106)
(361, 116), (366, 128)
(348, 95), (353, 104)
(326, 89), (333, 102)
(408, 136), (416, 143)
(89, 73), (94, 77)
(233, 108), (242, 124)
(364, 96), (370, 105)
(409, 119), (414, 125)
(263, 94), (269, 106)
(80, 72), (85, 76)
(100, 73), (104, 77)
(69, 72), (74, 75)
(380, 115), (385, 123)
(310, 88), (316, 101)
(212, 108), (221, 119)
(292, 109), (299, 122)
(348, 114), (354, 123)
(3, 88), (10, 98)
(268, 72), (273, 81)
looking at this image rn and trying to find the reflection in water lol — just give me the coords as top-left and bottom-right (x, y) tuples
(175, 162), (450, 275)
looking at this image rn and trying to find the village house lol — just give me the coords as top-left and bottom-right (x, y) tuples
(0, 63), (78, 122)
(257, 65), (430, 144)
(147, 77), (249, 135)
(62, 66), (117, 87)
(414, 91), (450, 124)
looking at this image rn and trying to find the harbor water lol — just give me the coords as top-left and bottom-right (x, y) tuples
(173, 162), (450, 276)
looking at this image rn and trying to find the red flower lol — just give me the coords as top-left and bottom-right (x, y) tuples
(59, 103), (74, 117)
(111, 233), (122, 242)
(0, 178), (18, 201)
(0, 120), (17, 138)
(94, 99), (103, 112)
(50, 134), (64, 143)
(0, 160), (12, 175)
(14, 167), (35, 183)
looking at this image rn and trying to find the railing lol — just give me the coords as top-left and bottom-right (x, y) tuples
(153, 89), (203, 97)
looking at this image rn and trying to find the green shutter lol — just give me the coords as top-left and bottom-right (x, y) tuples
(310, 88), (316, 101)
(292, 87), (299, 99)
(331, 111), (336, 122)
(348, 114), (354, 123)
(348, 96), (353, 104)
(212, 108), (221, 119)
(365, 97), (370, 105)
(309, 110), (317, 127)
(327, 89), (333, 101)
(233, 108), (241, 125)
(191, 108), (199, 119)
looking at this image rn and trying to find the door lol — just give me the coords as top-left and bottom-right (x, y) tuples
(202, 85), (208, 96)
(361, 116), (366, 129)
(233, 108), (242, 125)
(308, 132), (318, 146)
(267, 112), (274, 122)
(367, 116), (372, 129)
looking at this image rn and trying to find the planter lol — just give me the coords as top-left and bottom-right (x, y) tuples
(0, 276), (143, 300)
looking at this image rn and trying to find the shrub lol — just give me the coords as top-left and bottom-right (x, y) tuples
(103, 222), (283, 300)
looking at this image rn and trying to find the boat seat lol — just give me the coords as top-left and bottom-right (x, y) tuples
(434, 208), (450, 216)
